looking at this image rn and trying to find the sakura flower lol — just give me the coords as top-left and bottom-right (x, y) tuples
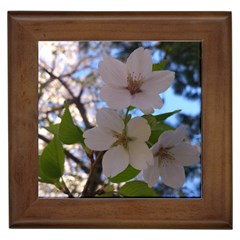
(143, 126), (200, 189)
(83, 108), (153, 177)
(99, 47), (175, 114)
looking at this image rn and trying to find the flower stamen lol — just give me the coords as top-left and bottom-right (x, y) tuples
(112, 132), (130, 149)
(156, 147), (175, 167)
(126, 72), (143, 95)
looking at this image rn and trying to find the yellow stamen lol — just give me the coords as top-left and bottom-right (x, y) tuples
(112, 131), (130, 149)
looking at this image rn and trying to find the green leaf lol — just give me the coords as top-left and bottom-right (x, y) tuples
(104, 185), (114, 192)
(118, 181), (158, 197)
(142, 115), (157, 128)
(109, 165), (140, 183)
(44, 124), (60, 135)
(152, 60), (168, 71)
(39, 136), (65, 179)
(143, 112), (179, 146)
(154, 109), (181, 123)
(95, 185), (115, 197)
(148, 123), (174, 146)
(59, 102), (84, 145)
(39, 156), (60, 184)
(95, 193), (114, 197)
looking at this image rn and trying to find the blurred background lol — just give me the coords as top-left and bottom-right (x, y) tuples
(38, 41), (201, 198)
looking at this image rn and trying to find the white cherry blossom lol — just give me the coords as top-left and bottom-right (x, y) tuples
(143, 126), (200, 189)
(83, 108), (153, 177)
(99, 47), (175, 114)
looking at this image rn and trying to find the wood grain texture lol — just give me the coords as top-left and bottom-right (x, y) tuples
(8, 12), (232, 229)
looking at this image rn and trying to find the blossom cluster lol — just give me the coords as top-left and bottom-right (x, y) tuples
(83, 47), (199, 189)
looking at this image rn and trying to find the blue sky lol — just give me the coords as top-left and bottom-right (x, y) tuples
(155, 86), (201, 126)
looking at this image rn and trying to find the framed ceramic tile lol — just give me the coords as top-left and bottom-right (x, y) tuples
(8, 12), (232, 228)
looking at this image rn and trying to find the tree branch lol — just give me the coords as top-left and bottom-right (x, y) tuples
(39, 65), (75, 98)
(39, 64), (92, 129)
(81, 151), (104, 197)
(73, 97), (92, 129)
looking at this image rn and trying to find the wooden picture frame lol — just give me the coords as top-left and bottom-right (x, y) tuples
(8, 11), (232, 229)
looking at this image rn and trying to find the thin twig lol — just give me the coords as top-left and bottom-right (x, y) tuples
(60, 177), (74, 198)
(44, 99), (74, 114)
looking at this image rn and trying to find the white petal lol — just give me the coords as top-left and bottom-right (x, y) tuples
(126, 47), (152, 77)
(96, 108), (124, 133)
(142, 71), (175, 93)
(151, 140), (161, 156)
(159, 125), (187, 148)
(141, 108), (154, 115)
(102, 145), (129, 177)
(99, 54), (128, 87)
(127, 117), (151, 141)
(131, 92), (163, 114)
(169, 143), (200, 166)
(143, 158), (160, 187)
(159, 163), (185, 189)
(100, 86), (131, 110)
(83, 127), (117, 151)
(128, 141), (153, 170)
